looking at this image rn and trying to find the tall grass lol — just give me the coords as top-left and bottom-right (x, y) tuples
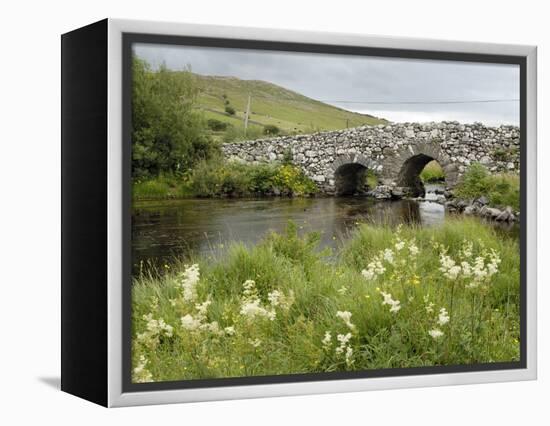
(132, 174), (191, 200)
(132, 219), (520, 382)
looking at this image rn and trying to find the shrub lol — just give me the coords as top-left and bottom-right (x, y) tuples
(455, 163), (520, 210)
(184, 161), (316, 198)
(263, 125), (280, 135)
(207, 119), (229, 131)
(225, 105), (236, 115)
(273, 164), (318, 196)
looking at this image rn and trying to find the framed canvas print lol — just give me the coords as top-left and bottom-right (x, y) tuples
(61, 19), (537, 407)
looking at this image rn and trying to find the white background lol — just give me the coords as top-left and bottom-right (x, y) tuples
(0, 0), (547, 424)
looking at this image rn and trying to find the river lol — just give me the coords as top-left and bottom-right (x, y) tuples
(133, 184), (516, 272)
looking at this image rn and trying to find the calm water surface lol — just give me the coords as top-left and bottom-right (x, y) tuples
(133, 185), (465, 269)
(132, 185), (518, 272)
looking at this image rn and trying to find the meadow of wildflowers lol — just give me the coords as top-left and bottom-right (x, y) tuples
(132, 219), (520, 383)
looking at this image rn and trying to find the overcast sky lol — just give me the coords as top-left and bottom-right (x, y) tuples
(134, 43), (520, 126)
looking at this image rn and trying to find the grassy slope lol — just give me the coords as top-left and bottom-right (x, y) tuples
(194, 74), (386, 137)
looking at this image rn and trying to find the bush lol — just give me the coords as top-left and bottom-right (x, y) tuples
(207, 119), (230, 131)
(225, 105), (236, 116)
(185, 161), (317, 198)
(455, 163), (520, 210)
(273, 164), (318, 196)
(263, 125), (280, 135)
(131, 58), (218, 179)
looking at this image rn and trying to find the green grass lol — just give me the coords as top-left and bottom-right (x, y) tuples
(455, 163), (520, 210)
(193, 74), (387, 141)
(420, 160), (445, 183)
(132, 219), (520, 383)
(132, 174), (191, 200)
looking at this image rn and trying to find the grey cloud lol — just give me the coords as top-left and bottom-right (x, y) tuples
(134, 43), (520, 126)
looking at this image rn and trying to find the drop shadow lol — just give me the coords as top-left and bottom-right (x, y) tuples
(38, 376), (61, 390)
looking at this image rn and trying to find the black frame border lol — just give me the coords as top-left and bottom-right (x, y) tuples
(122, 32), (528, 394)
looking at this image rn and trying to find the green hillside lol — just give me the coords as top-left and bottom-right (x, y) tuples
(193, 74), (386, 141)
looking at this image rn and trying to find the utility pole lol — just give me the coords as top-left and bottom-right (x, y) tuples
(244, 93), (251, 136)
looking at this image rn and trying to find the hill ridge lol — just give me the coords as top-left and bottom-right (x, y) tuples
(192, 73), (386, 139)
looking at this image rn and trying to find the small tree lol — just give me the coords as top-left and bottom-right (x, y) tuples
(264, 124), (280, 135)
(225, 105), (236, 115)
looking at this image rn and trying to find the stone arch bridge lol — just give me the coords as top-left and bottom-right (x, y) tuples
(222, 122), (520, 197)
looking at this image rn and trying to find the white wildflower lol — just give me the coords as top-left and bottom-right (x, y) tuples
(199, 320), (219, 334)
(461, 261), (472, 277)
(361, 268), (375, 281)
(409, 242), (419, 257)
(133, 355), (153, 383)
(380, 291), (401, 313)
(336, 310), (356, 331)
(322, 331), (332, 349)
(460, 240), (473, 259)
(345, 346), (354, 367)
(337, 333), (352, 345)
(395, 240), (405, 251)
(472, 257), (488, 281)
(195, 299), (211, 320)
(437, 307), (450, 326)
(383, 248), (395, 264)
(267, 290), (281, 306)
(428, 328), (444, 339)
(181, 314), (201, 331)
(180, 264), (200, 302)
(224, 326), (236, 336)
(362, 258), (386, 281)
(439, 254), (461, 280)
(335, 333), (352, 355)
(337, 286), (348, 295)
(487, 249), (501, 276)
(249, 338), (262, 348)
(240, 299), (276, 321)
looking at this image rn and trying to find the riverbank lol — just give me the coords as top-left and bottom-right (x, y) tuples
(132, 161), (318, 200)
(132, 218), (520, 383)
(133, 162), (520, 226)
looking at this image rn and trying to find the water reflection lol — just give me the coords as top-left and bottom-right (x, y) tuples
(132, 193), (450, 271)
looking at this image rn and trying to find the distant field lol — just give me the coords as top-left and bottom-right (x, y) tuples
(194, 74), (386, 141)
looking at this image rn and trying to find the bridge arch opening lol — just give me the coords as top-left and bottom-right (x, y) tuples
(397, 154), (446, 197)
(334, 163), (372, 196)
